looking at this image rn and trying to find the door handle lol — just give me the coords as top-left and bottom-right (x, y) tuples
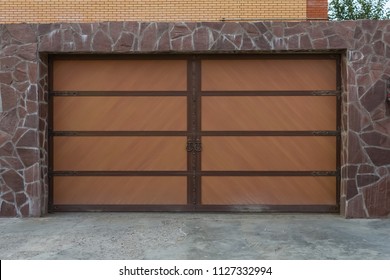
(194, 142), (202, 152)
(186, 141), (202, 152)
(186, 141), (194, 152)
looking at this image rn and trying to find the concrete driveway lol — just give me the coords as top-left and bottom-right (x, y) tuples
(0, 213), (389, 259)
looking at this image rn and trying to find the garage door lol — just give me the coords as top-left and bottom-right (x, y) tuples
(49, 55), (340, 212)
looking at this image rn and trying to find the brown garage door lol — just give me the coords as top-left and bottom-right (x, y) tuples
(49, 55), (340, 212)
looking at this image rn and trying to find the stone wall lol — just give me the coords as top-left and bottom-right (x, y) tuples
(0, 20), (389, 217)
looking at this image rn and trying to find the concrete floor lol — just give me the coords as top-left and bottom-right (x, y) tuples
(0, 213), (389, 260)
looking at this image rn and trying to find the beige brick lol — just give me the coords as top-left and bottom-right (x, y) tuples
(0, 0), (309, 23)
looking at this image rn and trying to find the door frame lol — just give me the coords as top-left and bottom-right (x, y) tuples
(48, 54), (341, 213)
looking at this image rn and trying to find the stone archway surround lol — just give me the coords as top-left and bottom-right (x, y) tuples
(0, 21), (389, 217)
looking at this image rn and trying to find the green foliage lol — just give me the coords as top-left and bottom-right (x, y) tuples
(328, 0), (390, 20)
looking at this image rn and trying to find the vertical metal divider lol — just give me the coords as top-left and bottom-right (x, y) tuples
(336, 54), (342, 209)
(48, 56), (54, 212)
(187, 57), (197, 208)
(186, 56), (202, 209)
(194, 58), (202, 207)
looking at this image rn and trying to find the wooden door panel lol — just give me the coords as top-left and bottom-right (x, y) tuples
(53, 136), (187, 171)
(202, 136), (336, 171)
(202, 96), (336, 131)
(53, 59), (187, 91)
(53, 176), (187, 205)
(202, 176), (336, 205)
(201, 59), (336, 91)
(53, 96), (187, 131)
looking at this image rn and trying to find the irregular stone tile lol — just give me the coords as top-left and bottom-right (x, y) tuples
(193, 27), (210, 50)
(312, 38), (327, 49)
(24, 163), (39, 184)
(366, 147), (390, 166)
(113, 32), (135, 51)
(357, 174), (381, 187)
(348, 131), (366, 164)
(15, 192), (28, 208)
(37, 23), (61, 36)
(346, 194), (367, 218)
(0, 85), (17, 111)
(0, 72), (13, 85)
(360, 81), (386, 113)
(26, 182), (40, 198)
(363, 178), (390, 217)
(372, 107), (386, 121)
(182, 35), (194, 50)
(221, 23), (243, 35)
(346, 179), (358, 199)
(0, 131), (10, 146)
(16, 130), (37, 148)
(123, 22), (140, 34)
(373, 41), (385, 56)
(349, 103), (368, 132)
(92, 30), (113, 52)
(16, 148), (39, 168)
(2, 170), (24, 192)
(327, 35), (346, 49)
(74, 33), (92, 51)
(157, 23), (170, 38)
(300, 34), (312, 49)
(253, 22), (268, 34)
(0, 201), (17, 217)
(242, 34), (255, 49)
(109, 22), (124, 43)
(347, 165), (358, 179)
(1, 191), (15, 203)
(372, 30), (383, 41)
(358, 164), (376, 174)
(285, 24), (305, 37)
(17, 44), (38, 61)
(211, 36), (237, 50)
(1, 157), (24, 170)
(39, 30), (62, 51)
(240, 22), (260, 37)
(0, 56), (23, 72)
(361, 131), (390, 148)
(20, 204), (30, 217)
(170, 24), (193, 39)
(204, 22), (225, 32)
(362, 20), (378, 33)
(287, 35), (299, 49)
(6, 24), (37, 43)
(373, 119), (390, 135)
(139, 23), (158, 51)
(376, 167), (389, 177)
(0, 142), (14, 157)
(157, 32), (170, 51)
(0, 108), (19, 135)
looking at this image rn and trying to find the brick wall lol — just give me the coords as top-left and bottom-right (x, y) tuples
(307, 0), (329, 19)
(0, 0), (327, 23)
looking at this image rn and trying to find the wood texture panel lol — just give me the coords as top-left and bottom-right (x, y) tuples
(53, 60), (187, 91)
(53, 176), (187, 205)
(202, 176), (336, 205)
(202, 136), (336, 171)
(202, 96), (336, 131)
(53, 136), (187, 171)
(53, 96), (187, 131)
(201, 59), (336, 91)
